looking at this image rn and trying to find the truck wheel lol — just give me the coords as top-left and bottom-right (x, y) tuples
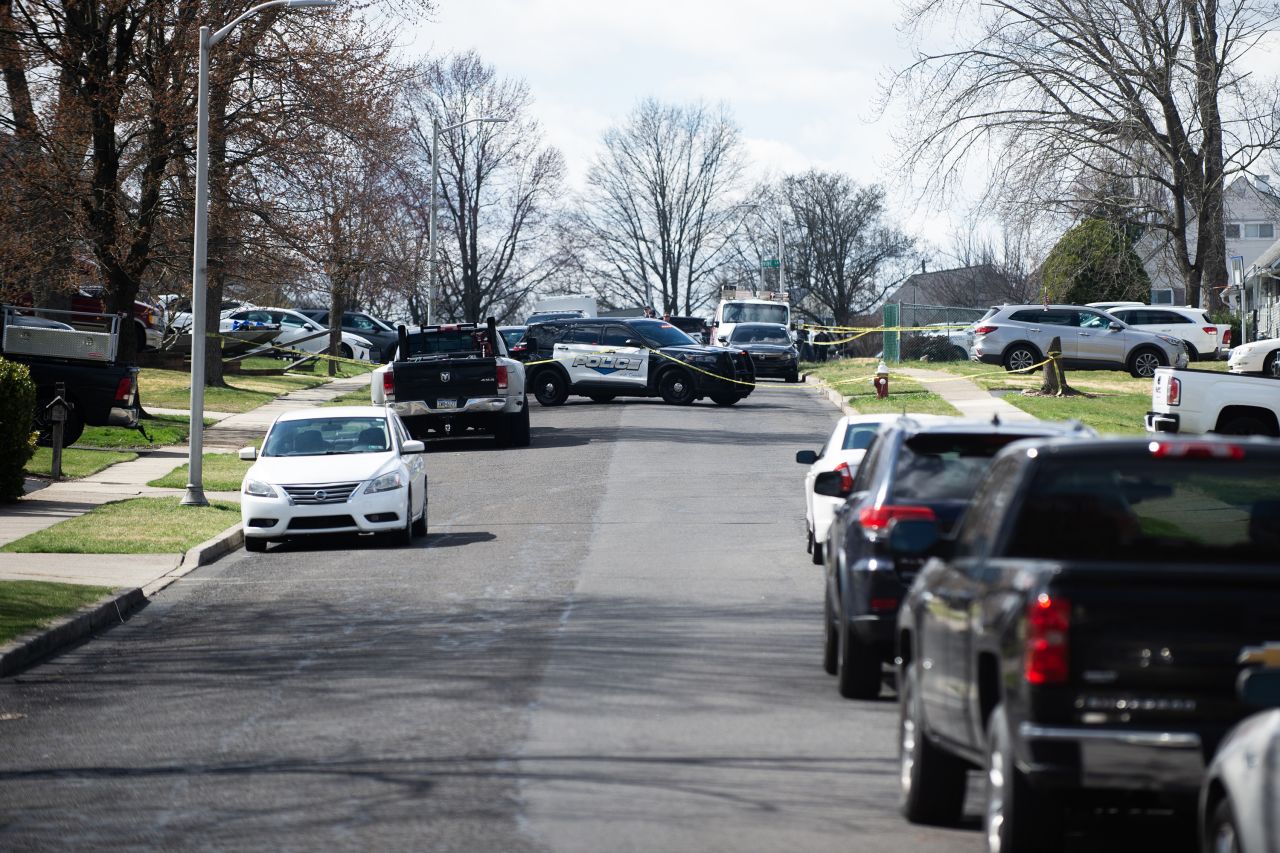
(244, 537), (267, 553)
(1128, 347), (1165, 378)
(1216, 414), (1277, 436)
(710, 393), (741, 406)
(984, 704), (1060, 853)
(35, 409), (85, 448)
(513, 403), (531, 447)
(1002, 344), (1040, 373)
(658, 368), (696, 405)
(532, 370), (569, 406)
(837, 614), (882, 699)
(899, 662), (967, 826)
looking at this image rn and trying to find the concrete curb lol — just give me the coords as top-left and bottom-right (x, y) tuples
(804, 373), (858, 416)
(0, 522), (243, 678)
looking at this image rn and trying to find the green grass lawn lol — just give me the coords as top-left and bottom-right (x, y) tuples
(0, 498), (241, 554)
(148, 450), (254, 491)
(0, 580), (116, 645)
(24, 447), (137, 479)
(320, 387), (374, 407)
(805, 358), (962, 416)
(139, 362), (369, 413)
(78, 414), (213, 449)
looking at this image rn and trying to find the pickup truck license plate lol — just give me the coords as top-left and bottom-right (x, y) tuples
(436, 399), (458, 410)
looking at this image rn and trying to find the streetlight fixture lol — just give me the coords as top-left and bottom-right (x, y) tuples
(183, 0), (338, 508)
(426, 116), (508, 326)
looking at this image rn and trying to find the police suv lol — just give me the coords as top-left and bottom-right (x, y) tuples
(524, 317), (756, 406)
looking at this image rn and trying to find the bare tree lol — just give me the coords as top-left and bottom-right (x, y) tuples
(889, 0), (1280, 309)
(575, 98), (746, 315)
(781, 171), (917, 326)
(407, 51), (565, 324)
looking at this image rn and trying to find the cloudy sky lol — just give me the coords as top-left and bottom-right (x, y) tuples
(404, 1), (955, 245)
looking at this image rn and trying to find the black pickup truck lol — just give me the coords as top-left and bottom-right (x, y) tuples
(2, 309), (140, 446)
(374, 318), (529, 447)
(894, 435), (1280, 852)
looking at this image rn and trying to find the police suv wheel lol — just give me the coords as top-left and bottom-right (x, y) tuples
(659, 369), (696, 405)
(533, 370), (569, 406)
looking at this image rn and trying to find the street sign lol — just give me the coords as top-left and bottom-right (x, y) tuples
(761, 259), (780, 270)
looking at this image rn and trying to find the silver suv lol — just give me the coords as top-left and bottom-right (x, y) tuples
(971, 304), (1189, 378)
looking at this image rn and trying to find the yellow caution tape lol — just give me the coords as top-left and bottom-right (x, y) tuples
(204, 331), (374, 368)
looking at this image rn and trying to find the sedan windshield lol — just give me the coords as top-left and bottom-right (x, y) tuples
(730, 326), (791, 345)
(633, 320), (698, 348)
(263, 417), (390, 456)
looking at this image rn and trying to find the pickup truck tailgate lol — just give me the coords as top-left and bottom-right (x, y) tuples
(392, 358), (499, 406)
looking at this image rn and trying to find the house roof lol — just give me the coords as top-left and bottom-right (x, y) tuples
(1251, 237), (1280, 273)
(884, 264), (1021, 309)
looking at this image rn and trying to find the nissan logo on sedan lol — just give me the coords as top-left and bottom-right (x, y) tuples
(313, 490), (328, 501)
(440, 371), (451, 382)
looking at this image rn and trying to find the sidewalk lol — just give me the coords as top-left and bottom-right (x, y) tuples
(806, 364), (1038, 423)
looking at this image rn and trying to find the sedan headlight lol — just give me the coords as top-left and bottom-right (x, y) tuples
(365, 471), (404, 493)
(243, 479), (277, 498)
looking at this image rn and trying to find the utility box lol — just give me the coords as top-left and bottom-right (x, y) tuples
(1, 306), (120, 363)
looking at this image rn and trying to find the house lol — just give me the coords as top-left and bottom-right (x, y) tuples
(1238, 238), (1280, 342)
(881, 263), (1030, 310)
(1141, 175), (1280, 305)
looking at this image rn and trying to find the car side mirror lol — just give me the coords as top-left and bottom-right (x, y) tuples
(717, 336), (728, 344)
(813, 470), (850, 498)
(401, 439), (426, 454)
(238, 446), (257, 461)
(795, 450), (818, 465)
(887, 518), (939, 555)
(624, 339), (641, 347)
(1109, 322), (1124, 331)
(1238, 667), (1280, 708)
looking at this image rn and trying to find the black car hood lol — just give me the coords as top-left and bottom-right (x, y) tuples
(660, 344), (740, 357)
(737, 343), (796, 354)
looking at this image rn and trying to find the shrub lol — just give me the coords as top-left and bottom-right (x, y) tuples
(0, 357), (37, 501)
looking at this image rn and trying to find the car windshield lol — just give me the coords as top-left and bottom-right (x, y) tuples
(403, 329), (492, 357)
(263, 417), (390, 456)
(633, 320), (698, 347)
(891, 432), (1041, 502)
(1005, 456), (1280, 564)
(500, 328), (526, 347)
(842, 424), (881, 451)
(730, 326), (790, 345)
(722, 303), (788, 324)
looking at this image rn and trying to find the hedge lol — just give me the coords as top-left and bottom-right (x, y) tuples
(0, 356), (37, 501)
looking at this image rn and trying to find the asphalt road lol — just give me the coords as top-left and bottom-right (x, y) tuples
(0, 384), (1194, 851)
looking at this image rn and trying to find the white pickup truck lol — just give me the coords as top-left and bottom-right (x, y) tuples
(1145, 367), (1280, 437)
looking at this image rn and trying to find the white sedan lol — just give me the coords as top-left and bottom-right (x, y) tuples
(795, 415), (900, 565)
(223, 307), (373, 361)
(239, 406), (427, 551)
(1227, 337), (1280, 376)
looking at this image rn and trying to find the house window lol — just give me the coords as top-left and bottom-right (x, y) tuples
(1150, 288), (1174, 304)
(1226, 223), (1241, 239)
(1245, 223), (1275, 239)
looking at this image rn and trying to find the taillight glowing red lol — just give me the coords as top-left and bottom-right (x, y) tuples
(1025, 593), (1070, 685)
(382, 371), (394, 399)
(1203, 326), (1217, 335)
(858, 504), (936, 531)
(114, 375), (133, 402)
(834, 461), (854, 493)
(974, 325), (998, 335)
(1223, 329), (1232, 347)
(496, 364), (508, 391)
(1166, 376), (1180, 406)
(1149, 440), (1244, 460)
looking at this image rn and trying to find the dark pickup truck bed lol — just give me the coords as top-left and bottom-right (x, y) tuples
(894, 435), (1280, 852)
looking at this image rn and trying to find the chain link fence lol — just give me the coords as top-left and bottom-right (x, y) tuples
(884, 303), (990, 364)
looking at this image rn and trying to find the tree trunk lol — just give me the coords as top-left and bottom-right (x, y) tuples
(1038, 336), (1079, 396)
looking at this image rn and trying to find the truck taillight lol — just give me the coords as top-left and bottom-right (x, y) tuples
(1166, 376), (1180, 406)
(858, 504), (935, 531)
(496, 364), (508, 391)
(1223, 329), (1232, 347)
(382, 371), (394, 400)
(1203, 326), (1217, 335)
(1025, 593), (1070, 685)
(114, 375), (134, 402)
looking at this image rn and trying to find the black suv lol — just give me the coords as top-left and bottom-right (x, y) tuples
(524, 317), (755, 406)
(816, 415), (1092, 699)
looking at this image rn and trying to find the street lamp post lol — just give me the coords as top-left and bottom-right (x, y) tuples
(426, 116), (508, 326)
(737, 203), (785, 294)
(183, 0), (337, 507)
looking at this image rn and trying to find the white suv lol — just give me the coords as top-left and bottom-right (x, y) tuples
(1103, 305), (1230, 361)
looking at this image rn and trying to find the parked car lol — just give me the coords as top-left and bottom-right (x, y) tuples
(796, 414), (908, 564)
(497, 325), (528, 361)
(1200, 659), (1280, 853)
(815, 415), (1092, 699)
(1146, 366), (1280, 437)
(297, 308), (399, 363)
(1226, 336), (1280, 377)
(727, 322), (800, 382)
(238, 406), (427, 551)
(526, 310), (586, 325)
(222, 307), (372, 362)
(971, 304), (1189, 377)
(1104, 305), (1230, 361)
(895, 435), (1280, 853)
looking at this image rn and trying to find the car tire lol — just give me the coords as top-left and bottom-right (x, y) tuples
(822, 588), (838, 676)
(532, 369), (569, 407)
(899, 662), (967, 826)
(513, 402), (531, 447)
(1216, 414), (1277, 436)
(1263, 350), (1280, 377)
(412, 498), (428, 537)
(1182, 340), (1198, 362)
(984, 704), (1061, 853)
(588, 394), (616, 403)
(1002, 344), (1040, 374)
(1128, 347), (1166, 378)
(710, 393), (741, 406)
(1207, 797), (1242, 853)
(837, 609), (882, 699)
(811, 538), (824, 566)
(388, 498), (413, 546)
(785, 370), (800, 383)
(658, 368), (696, 405)
(339, 343), (353, 361)
(35, 408), (85, 448)
(244, 537), (267, 553)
